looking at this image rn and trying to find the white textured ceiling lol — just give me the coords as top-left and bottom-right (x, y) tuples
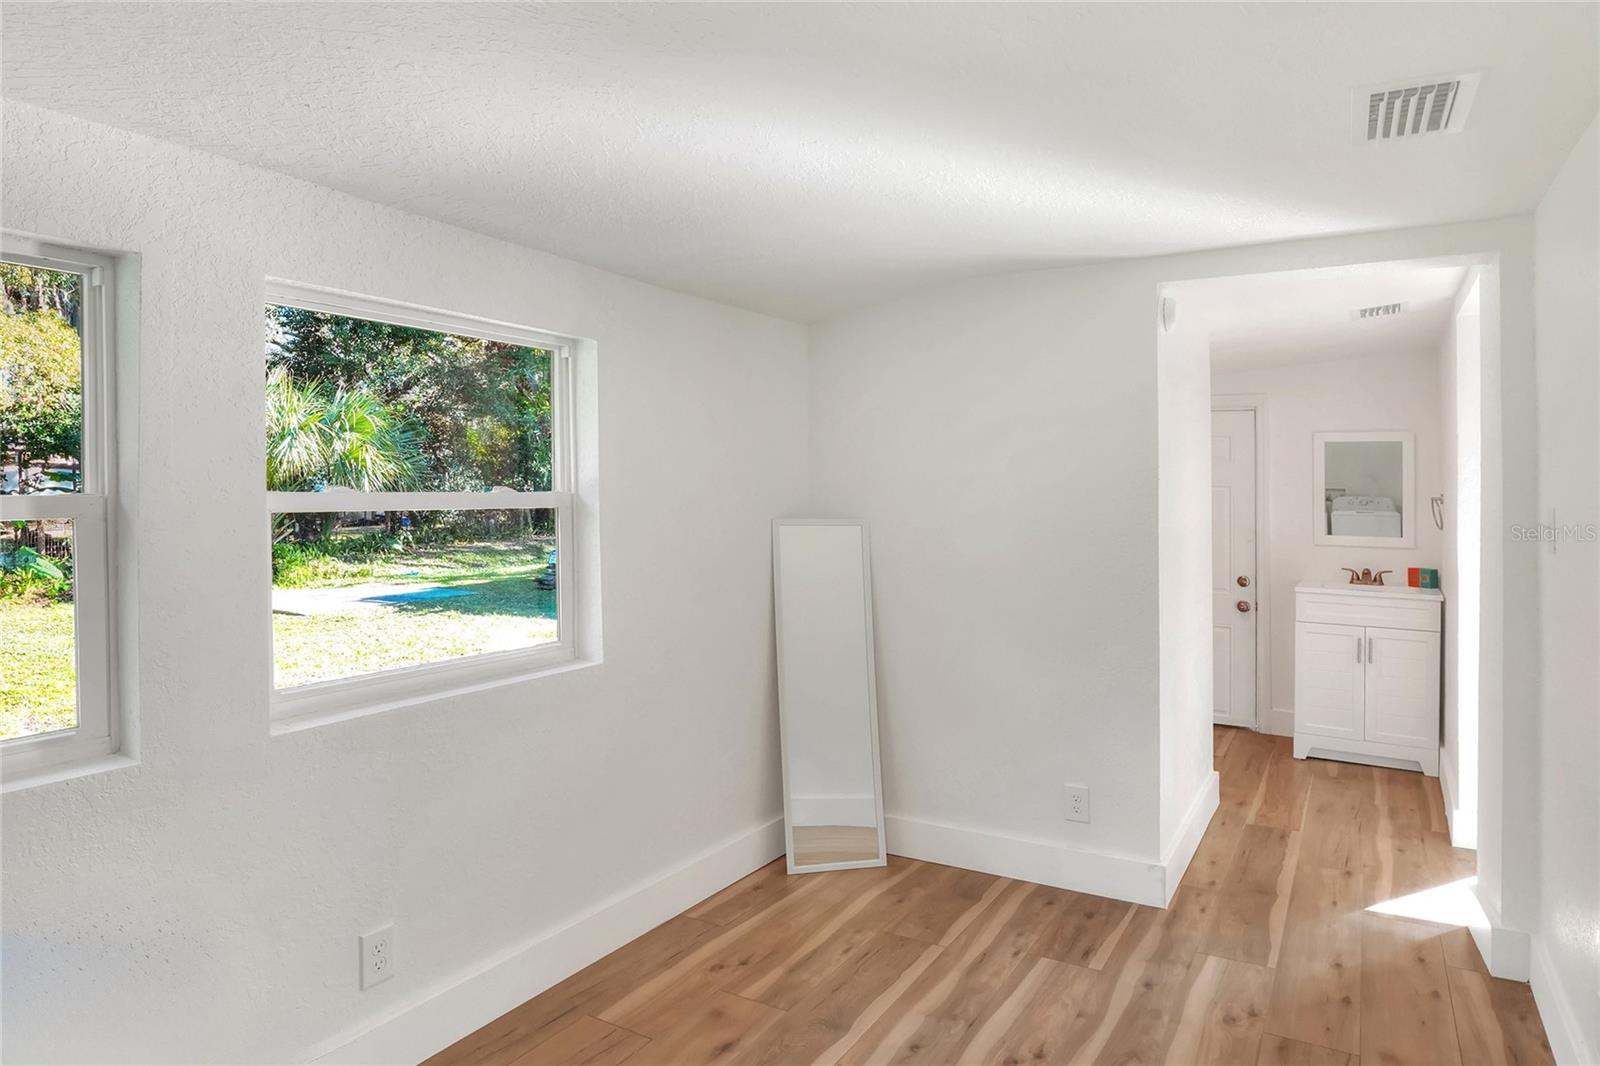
(2, 3), (1595, 321)
(1194, 263), (1469, 375)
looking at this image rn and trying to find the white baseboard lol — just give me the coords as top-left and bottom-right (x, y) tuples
(1264, 707), (1295, 737)
(308, 816), (786, 1065)
(1437, 747), (1477, 849)
(1468, 887), (1532, 982)
(1159, 771), (1221, 904)
(885, 774), (1218, 909)
(885, 816), (1165, 906)
(1531, 938), (1597, 1066)
(790, 794), (877, 827)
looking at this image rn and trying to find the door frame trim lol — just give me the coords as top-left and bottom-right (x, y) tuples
(1213, 393), (1270, 732)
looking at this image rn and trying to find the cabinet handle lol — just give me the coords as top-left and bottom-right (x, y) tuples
(1356, 639), (1363, 664)
(1368, 636), (1374, 661)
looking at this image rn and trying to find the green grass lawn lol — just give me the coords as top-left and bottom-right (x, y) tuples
(0, 598), (77, 740)
(272, 537), (557, 689)
(0, 539), (559, 727)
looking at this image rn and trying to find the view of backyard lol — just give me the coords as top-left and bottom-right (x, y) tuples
(2, 262), (83, 741)
(264, 304), (560, 689)
(270, 516), (557, 688)
(0, 587), (75, 740)
(2, 266), (564, 740)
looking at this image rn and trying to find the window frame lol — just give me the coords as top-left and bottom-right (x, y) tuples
(0, 239), (119, 777)
(263, 280), (578, 727)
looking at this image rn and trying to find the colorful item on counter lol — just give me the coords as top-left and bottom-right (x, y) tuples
(1408, 567), (1439, 589)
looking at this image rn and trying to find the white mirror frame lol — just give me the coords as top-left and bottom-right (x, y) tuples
(1312, 430), (1416, 549)
(772, 518), (888, 874)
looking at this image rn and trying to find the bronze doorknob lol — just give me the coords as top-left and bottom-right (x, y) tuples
(1236, 600), (1251, 613)
(1236, 575), (1250, 587)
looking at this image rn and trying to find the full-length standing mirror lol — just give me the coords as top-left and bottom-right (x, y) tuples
(772, 519), (887, 873)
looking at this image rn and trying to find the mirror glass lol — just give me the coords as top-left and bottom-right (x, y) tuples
(1314, 432), (1414, 546)
(773, 520), (885, 871)
(1323, 440), (1404, 538)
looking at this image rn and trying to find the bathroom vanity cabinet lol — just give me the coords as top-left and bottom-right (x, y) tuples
(1293, 579), (1442, 775)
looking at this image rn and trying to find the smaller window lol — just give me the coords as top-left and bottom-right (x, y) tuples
(1, 241), (118, 777)
(265, 282), (577, 724)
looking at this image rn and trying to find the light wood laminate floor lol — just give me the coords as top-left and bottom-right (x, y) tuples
(427, 728), (1552, 1066)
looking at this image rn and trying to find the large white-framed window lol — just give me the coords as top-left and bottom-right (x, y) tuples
(1, 239), (118, 778)
(265, 280), (578, 726)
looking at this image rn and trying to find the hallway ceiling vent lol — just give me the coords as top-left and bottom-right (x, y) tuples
(1353, 74), (1481, 143)
(1350, 301), (1410, 321)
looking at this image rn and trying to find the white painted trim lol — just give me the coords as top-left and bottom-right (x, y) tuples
(262, 282), (587, 730)
(1264, 707), (1295, 737)
(0, 237), (121, 782)
(0, 752), (137, 795)
(1437, 745), (1477, 849)
(1468, 884), (1532, 982)
(308, 816), (786, 1065)
(885, 791), (1215, 909)
(1531, 939), (1596, 1066)
(266, 489), (570, 514)
(265, 277), (574, 354)
(1212, 393), (1271, 731)
(271, 653), (598, 735)
(1159, 770), (1222, 904)
(790, 794), (879, 827)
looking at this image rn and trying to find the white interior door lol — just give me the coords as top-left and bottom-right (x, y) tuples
(1212, 408), (1257, 726)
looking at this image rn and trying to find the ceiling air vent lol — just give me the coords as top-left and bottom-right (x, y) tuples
(1353, 73), (1480, 144)
(1350, 302), (1409, 321)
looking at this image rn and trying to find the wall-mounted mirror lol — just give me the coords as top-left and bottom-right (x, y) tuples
(772, 519), (886, 873)
(1313, 431), (1416, 548)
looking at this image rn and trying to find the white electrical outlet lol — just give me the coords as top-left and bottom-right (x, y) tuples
(360, 925), (395, 989)
(1064, 784), (1090, 823)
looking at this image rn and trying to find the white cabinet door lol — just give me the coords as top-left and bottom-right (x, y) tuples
(1294, 622), (1365, 740)
(1364, 626), (1441, 748)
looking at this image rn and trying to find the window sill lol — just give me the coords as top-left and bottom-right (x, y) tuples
(2, 751), (139, 794)
(269, 648), (600, 736)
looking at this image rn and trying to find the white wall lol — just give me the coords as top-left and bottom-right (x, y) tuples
(1531, 113), (1599, 1066)
(0, 101), (808, 1064)
(1213, 346), (1444, 723)
(1437, 279), (1483, 848)
(809, 263), (1174, 900)
(809, 216), (1538, 920)
(1158, 302), (1217, 855)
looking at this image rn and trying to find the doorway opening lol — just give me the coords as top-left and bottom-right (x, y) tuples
(1157, 250), (1505, 960)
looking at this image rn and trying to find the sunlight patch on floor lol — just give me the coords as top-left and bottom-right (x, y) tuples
(1366, 875), (1485, 927)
